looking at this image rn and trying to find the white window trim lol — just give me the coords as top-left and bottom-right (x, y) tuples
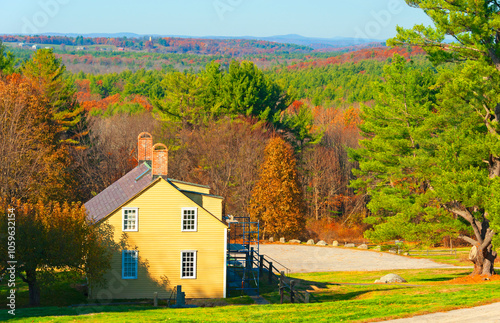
(122, 250), (138, 279)
(180, 250), (197, 279)
(122, 207), (139, 232)
(181, 207), (198, 232)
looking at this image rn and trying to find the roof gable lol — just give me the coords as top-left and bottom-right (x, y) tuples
(85, 165), (226, 229)
(84, 163), (153, 222)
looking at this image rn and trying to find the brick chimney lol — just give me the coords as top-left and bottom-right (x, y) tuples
(138, 132), (153, 165)
(152, 143), (168, 179)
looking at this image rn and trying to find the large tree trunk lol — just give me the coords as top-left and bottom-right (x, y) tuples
(26, 269), (41, 307)
(449, 203), (496, 277)
(469, 242), (497, 276)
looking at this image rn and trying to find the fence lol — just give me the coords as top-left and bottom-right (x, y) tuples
(407, 249), (460, 256)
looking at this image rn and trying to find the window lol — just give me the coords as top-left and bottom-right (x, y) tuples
(122, 250), (138, 279)
(182, 207), (197, 232)
(122, 208), (138, 232)
(181, 251), (197, 279)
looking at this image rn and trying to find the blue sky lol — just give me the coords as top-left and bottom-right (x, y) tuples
(0, 0), (433, 40)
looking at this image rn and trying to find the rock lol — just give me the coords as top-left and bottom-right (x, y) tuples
(269, 237), (274, 242)
(388, 249), (396, 254)
(357, 244), (368, 249)
(331, 240), (339, 246)
(280, 237), (286, 243)
(372, 245), (381, 251)
(307, 239), (315, 245)
(344, 243), (356, 248)
(289, 239), (301, 244)
(316, 240), (327, 246)
(374, 273), (407, 284)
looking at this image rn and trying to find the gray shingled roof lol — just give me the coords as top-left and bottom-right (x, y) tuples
(84, 163), (153, 223)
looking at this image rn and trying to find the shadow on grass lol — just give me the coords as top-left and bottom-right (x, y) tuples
(257, 274), (408, 304)
(417, 272), (470, 282)
(0, 305), (160, 321)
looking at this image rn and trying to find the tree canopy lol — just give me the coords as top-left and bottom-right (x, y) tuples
(0, 199), (110, 306)
(249, 137), (306, 239)
(0, 40), (15, 73)
(353, 0), (500, 276)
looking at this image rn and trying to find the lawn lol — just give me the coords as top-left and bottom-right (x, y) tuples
(2, 268), (500, 322)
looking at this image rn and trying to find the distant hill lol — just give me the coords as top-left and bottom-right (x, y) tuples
(34, 32), (384, 50)
(243, 34), (384, 50)
(2, 33), (385, 55)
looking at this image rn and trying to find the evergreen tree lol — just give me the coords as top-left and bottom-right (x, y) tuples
(21, 49), (82, 144)
(249, 137), (306, 239)
(357, 0), (500, 275)
(350, 55), (468, 246)
(0, 40), (15, 73)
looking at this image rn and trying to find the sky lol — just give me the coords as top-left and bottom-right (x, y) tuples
(0, 0), (434, 40)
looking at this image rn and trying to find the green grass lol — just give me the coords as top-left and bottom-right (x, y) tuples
(404, 247), (472, 266)
(3, 268), (500, 322)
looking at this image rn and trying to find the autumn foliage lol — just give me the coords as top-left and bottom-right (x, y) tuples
(249, 137), (306, 239)
(0, 73), (74, 202)
(0, 198), (110, 306)
(287, 46), (425, 70)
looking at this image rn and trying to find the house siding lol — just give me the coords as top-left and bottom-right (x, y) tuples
(91, 179), (227, 300)
(202, 195), (223, 221)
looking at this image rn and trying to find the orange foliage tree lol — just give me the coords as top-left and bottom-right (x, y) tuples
(249, 137), (306, 239)
(0, 73), (74, 202)
(0, 198), (111, 306)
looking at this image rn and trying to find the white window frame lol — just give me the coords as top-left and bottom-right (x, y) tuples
(122, 207), (139, 232)
(122, 250), (138, 279)
(181, 207), (198, 232)
(180, 250), (197, 279)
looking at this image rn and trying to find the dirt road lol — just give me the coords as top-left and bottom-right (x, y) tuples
(258, 244), (462, 273)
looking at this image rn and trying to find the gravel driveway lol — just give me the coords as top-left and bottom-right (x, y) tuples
(381, 302), (500, 323)
(259, 244), (500, 322)
(258, 244), (464, 273)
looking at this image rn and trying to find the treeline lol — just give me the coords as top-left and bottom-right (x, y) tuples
(64, 48), (431, 232)
(1, 40), (423, 304)
(1, 40), (432, 243)
(1, 34), (312, 55)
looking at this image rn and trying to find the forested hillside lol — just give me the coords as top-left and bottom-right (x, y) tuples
(0, 36), (431, 241)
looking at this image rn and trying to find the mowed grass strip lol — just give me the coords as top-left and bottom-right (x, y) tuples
(3, 269), (500, 322)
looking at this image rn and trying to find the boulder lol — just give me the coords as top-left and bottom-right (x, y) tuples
(269, 237), (274, 242)
(372, 245), (381, 251)
(289, 239), (301, 244)
(331, 240), (339, 246)
(280, 237), (286, 243)
(306, 239), (315, 245)
(357, 244), (368, 249)
(316, 240), (327, 246)
(344, 243), (356, 248)
(374, 274), (407, 284)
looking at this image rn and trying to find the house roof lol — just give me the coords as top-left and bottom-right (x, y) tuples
(168, 178), (210, 189)
(84, 162), (153, 223)
(84, 163), (224, 224)
(177, 189), (224, 200)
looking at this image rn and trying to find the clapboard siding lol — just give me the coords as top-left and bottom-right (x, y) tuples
(202, 195), (223, 221)
(91, 179), (227, 300)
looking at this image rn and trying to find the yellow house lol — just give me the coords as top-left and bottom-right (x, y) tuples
(84, 133), (227, 300)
